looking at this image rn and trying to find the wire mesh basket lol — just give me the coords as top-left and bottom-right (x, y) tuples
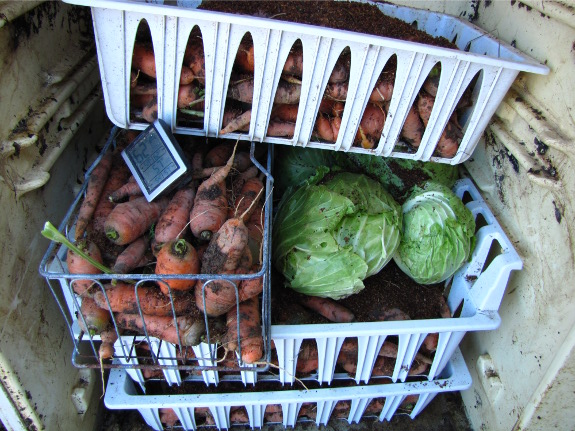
(39, 127), (274, 378)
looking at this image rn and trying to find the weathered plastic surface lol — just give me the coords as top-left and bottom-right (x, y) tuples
(64, 0), (548, 164)
(104, 348), (472, 431)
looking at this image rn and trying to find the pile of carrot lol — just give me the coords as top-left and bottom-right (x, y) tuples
(129, 21), (472, 158)
(67, 133), (268, 365)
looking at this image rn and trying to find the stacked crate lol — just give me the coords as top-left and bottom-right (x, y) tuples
(41, 0), (547, 428)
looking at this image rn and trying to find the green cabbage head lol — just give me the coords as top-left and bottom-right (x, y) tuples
(393, 182), (475, 285)
(273, 170), (402, 299)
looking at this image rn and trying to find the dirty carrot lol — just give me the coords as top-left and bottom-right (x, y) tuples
(75, 152), (113, 241)
(108, 176), (142, 202)
(297, 294), (355, 323)
(104, 196), (168, 245)
(224, 296), (263, 364)
(153, 187), (196, 254)
(189, 144), (237, 241)
(93, 282), (194, 316)
(90, 156), (131, 236)
(112, 235), (149, 273)
(195, 187), (262, 316)
(66, 239), (105, 296)
(155, 238), (200, 296)
(114, 312), (205, 346)
(77, 297), (111, 336)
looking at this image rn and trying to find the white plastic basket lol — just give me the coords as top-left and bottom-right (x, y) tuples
(64, 0), (548, 164)
(104, 347), (472, 431)
(88, 177), (521, 390)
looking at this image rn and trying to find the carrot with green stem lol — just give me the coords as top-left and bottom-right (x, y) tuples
(104, 196), (168, 245)
(153, 186), (196, 254)
(42, 222), (112, 293)
(75, 152), (113, 241)
(155, 238), (200, 296)
(189, 143), (237, 241)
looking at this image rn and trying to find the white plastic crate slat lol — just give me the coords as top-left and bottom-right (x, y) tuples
(281, 402), (302, 428)
(380, 395), (405, 421)
(209, 406), (231, 430)
(104, 349), (472, 430)
(355, 335), (386, 384)
(378, 50), (428, 157)
(315, 336), (346, 384)
(70, 0), (549, 164)
(173, 407), (196, 431)
(348, 398), (372, 424)
(274, 338), (304, 385)
(316, 399), (338, 426)
(246, 405), (266, 429)
(114, 338), (146, 392)
(191, 342), (219, 386)
(408, 392), (436, 419)
(393, 333), (426, 382)
(149, 339), (181, 386)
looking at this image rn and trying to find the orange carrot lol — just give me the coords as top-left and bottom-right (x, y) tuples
(89, 157), (131, 236)
(228, 78), (301, 104)
(77, 297), (111, 335)
(75, 152), (113, 241)
(94, 282), (194, 316)
(195, 217), (249, 316)
(153, 187), (196, 253)
(230, 176), (264, 220)
(104, 196), (168, 245)
(159, 409), (179, 428)
(189, 145), (236, 241)
(132, 42), (195, 85)
(220, 108), (251, 135)
(400, 104), (424, 148)
(224, 296), (263, 364)
(204, 143), (234, 167)
(435, 120), (462, 158)
(184, 39), (206, 85)
(296, 340), (319, 374)
(112, 235), (149, 273)
(67, 240), (103, 296)
(297, 294), (355, 323)
(238, 265), (263, 302)
(155, 239), (200, 296)
(114, 312), (205, 346)
(108, 176), (142, 202)
(98, 326), (119, 360)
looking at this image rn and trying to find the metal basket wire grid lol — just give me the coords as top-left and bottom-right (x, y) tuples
(39, 126), (274, 377)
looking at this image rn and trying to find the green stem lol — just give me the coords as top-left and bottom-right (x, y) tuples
(41, 221), (113, 274)
(172, 239), (188, 257)
(187, 96), (205, 107)
(179, 109), (204, 117)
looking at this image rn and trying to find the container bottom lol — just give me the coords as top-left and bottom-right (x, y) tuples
(98, 391), (471, 431)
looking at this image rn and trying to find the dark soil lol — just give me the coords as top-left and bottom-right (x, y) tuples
(199, 1), (457, 49)
(272, 260), (445, 326)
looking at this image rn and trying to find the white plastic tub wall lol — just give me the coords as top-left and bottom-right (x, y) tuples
(64, 0), (548, 164)
(104, 348), (472, 431)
